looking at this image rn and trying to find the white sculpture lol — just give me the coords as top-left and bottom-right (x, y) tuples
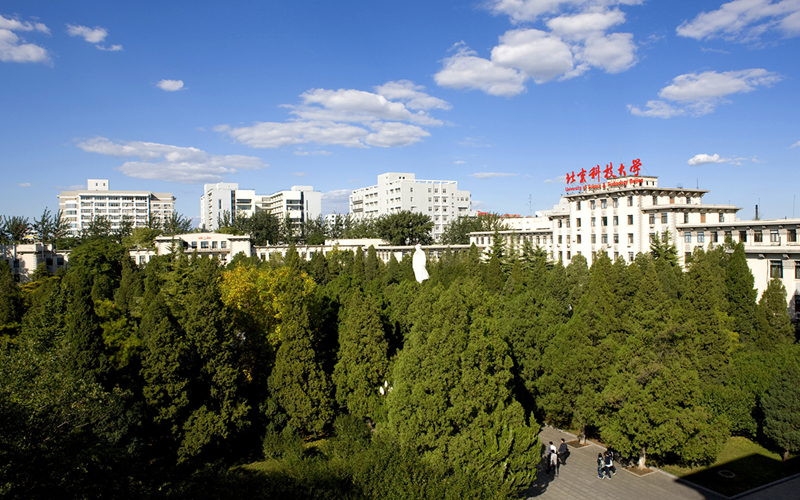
(412, 244), (429, 283)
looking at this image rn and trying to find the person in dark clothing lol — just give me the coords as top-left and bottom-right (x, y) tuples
(604, 450), (616, 476)
(597, 453), (604, 479)
(558, 438), (569, 465)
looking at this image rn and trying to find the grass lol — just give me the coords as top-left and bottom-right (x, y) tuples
(659, 437), (800, 497)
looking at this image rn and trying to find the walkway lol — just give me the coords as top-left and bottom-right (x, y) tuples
(524, 426), (800, 500)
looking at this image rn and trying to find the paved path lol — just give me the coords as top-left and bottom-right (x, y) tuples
(523, 426), (800, 500)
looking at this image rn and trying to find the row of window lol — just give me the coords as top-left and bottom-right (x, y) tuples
(189, 240), (228, 249)
(684, 229), (798, 244)
(768, 261), (800, 279)
(558, 234), (635, 245)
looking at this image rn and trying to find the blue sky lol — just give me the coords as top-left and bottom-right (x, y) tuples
(2, 0), (799, 223)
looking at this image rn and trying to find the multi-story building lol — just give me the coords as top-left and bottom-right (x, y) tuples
(266, 186), (322, 228)
(349, 172), (472, 241)
(58, 179), (175, 237)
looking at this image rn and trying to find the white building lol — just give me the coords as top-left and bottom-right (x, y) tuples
(349, 172), (472, 241)
(1, 243), (68, 282)
(200, 183), (321, 231)
(58, 179), (175, 237)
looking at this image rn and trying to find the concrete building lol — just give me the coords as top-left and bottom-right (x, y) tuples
(349, 172), (472, 241)
(200, 183), (321, 231)
(58, 179), (175, 237)
(1, 243), (68, 282)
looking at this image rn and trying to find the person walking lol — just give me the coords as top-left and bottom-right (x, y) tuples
(558, 438), (569, 466)
(604, 450), (616, 477)
(597, 453), (604, 479)
(547, 442), (558, 475)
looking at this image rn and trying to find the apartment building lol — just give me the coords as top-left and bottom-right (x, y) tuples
(266, 186), (322, 228)
(58, 179), (175, 237)
(349, 172), (472, 241)
(200, 183), (321, 230)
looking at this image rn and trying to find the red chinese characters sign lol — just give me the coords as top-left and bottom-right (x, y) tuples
(565, 159), (642, 193)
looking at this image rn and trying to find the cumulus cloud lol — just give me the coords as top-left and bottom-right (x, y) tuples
(157, 79), (184, 91)
(435, 4), (639, 95)
(677, 0), (800, 42)
(791, 140), (800, 148)
(76, 136), (266, 184)
(470, 172), (519, 179)
(628, 69), (781, 118)
(0, 15), (50, 64)
(292, 172), (307, 177)
(294, 149), (331, 156)
(454, 160), (466, 164)
(66, 24), (122, 51)
(218, 80), (447, 149)
(321, 189), (353, 214)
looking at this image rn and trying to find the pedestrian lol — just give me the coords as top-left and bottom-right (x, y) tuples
(597, 453), (604, 479)
(558, 438), (569, 465)
(550, 447), (559, 477)
(547, 441), (558, 474)
(604, 450), (616, 476)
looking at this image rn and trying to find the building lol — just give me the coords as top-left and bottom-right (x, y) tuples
(349, 172), (472, 241)
(200, 183), (321, 231)
(266, 186), (322, 228)
(58, 179), (175, 237)
(1, 242), (68, 282)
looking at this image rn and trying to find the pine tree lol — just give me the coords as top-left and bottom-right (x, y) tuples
(726, 243), (758, 345)
(762, 360), (800, 461)
(565, 254), (589, 308)
(268, 250), (334, 436)
(755, 277), (795, 350)
(333, 292), (389, 421)
(365, 245), (382, 283)
(353, 246), (366, 285)
(64, 271), (108, 384)
(384, 253), (403, 286)
(0, 260), (22, 335)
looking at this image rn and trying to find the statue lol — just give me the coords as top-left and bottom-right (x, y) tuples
(412, 244), (429, 283)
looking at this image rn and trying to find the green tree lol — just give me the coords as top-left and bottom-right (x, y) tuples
(0, 261), (22, 336)
(374, 211), (433, 246)
(63, 272), (108, 384)
(333, 292), (389, 421)
(438, 212), (508, 245)
(162, 211), (194, 235)
(248, 210), (282, 246)
(726, 243), (758, 345)
(650, 231), (678, 267)
(755, 277), (795, 350)
(763, 360), (800, 461)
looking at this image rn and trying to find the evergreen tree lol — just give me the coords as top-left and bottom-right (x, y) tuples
(762, 360), (800, 461)
(268, 247), (334, 436)
(755, 277), (795, 350)
(353, 246), (366, 285)
(384, 253), (403, 286)
(307, 251), (329, 285)
(0, 260), (22, 335)
(64, 271), (108, 384)
(565, 254), (590, 308)
(726, 243), (758, 345)
(364, 245), (382, 283)
(332, 292), (389, 421)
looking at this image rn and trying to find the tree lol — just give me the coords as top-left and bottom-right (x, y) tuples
(0, 261), (22, 335)
(248, 211), (281, 246)
(438, 212), (508, 245)
(162, 212), (194, 235)
(2, 215), (30, 264)
(726, 243), (758, 345)
(650, 231), (678, 267)
(63, 271), (109, 384)
(332, 292), (389, 421)
(762, 360), (800, 461)
(755, 277), (795, 350)
(374, 211), (433, 246)
(301, 214), (328, 245)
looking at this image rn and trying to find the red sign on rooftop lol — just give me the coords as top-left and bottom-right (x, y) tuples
(565, 159), (642, 193)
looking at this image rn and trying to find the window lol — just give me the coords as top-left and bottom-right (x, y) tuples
(628, 233), (634, 244)
(649, 214), (656, 224)
(684, 213), (690, 223)
(221, 241), (227, 249)
(613, 198), (619, 208)
(201, 241), (209, 249)
(591, 234), (596, 244)
(613, 216), (619, 226)
(558, 235), (562, 244)
(591, 217), (596, 227)
(740, 230), (747, 242)
(789, 229), (797, 242)
(670, 196), (675, 204)
(629, 252), (634, 261)
(558, 220), (563, 228)
(770, 229), (779, 243)
(212, 241), (218, 249)
(191, 241), (197, 249)
(770, 260), (783, 278)
(627, 196), (633, 207)
(591, 200), (596, 209)
(661, 213), (668, 224)
(698, 232), (705, 243)
(577, 235), (582, 243)
(627, 214), (633, 225)
(601, 234), (608, 244)
(650, 233), (656, 243)
(567, 251), (571, 259)
(602, 217), (608, 226)
(577, 201), (582, 210)
(652, 195), (658, 205)
(754, 230), (763, 243)
(613, 234), (619, 244)
(701, 214), (706, 223)
(601, 199), (607, 208)
(796, 262), (800, 279)
(577, 218), (582, 227)
(712, 232), (719, 243)
(566, 219), (570, 228)
(685, 233), (692, 243)
(719, 213), (725, 223)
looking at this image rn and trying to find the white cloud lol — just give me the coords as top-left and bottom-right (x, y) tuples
(157, 79), (184, 91)
(292, 172), (307, 177)
(294, 149), (331, 156)
(677, 0), (800, 42)
(76, 136), (266, 184)
(790, 140), (800, 148)
(434, 43), (528, 97)
(454, 160), (466, 164)
(457, 136), (493, 147)
(219, 80), (447, 149)
(544, 175), (568, 183)
(66, 24), (122, 51)
(687, 153), (725, 165)
(629, 69), (781, 118)
(0, 15), (50, 64)
(435, 5), (640, 96)
(321, 189), (352, 214)
(16, 182), (32, 187)
(470, 172), (519, 179)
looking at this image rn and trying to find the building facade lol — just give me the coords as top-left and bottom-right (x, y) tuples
(200, 183), (321, 231)
(349, 172), (472, 241)
(58, 179), (175, 237)
(266, 186), (322, 228)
